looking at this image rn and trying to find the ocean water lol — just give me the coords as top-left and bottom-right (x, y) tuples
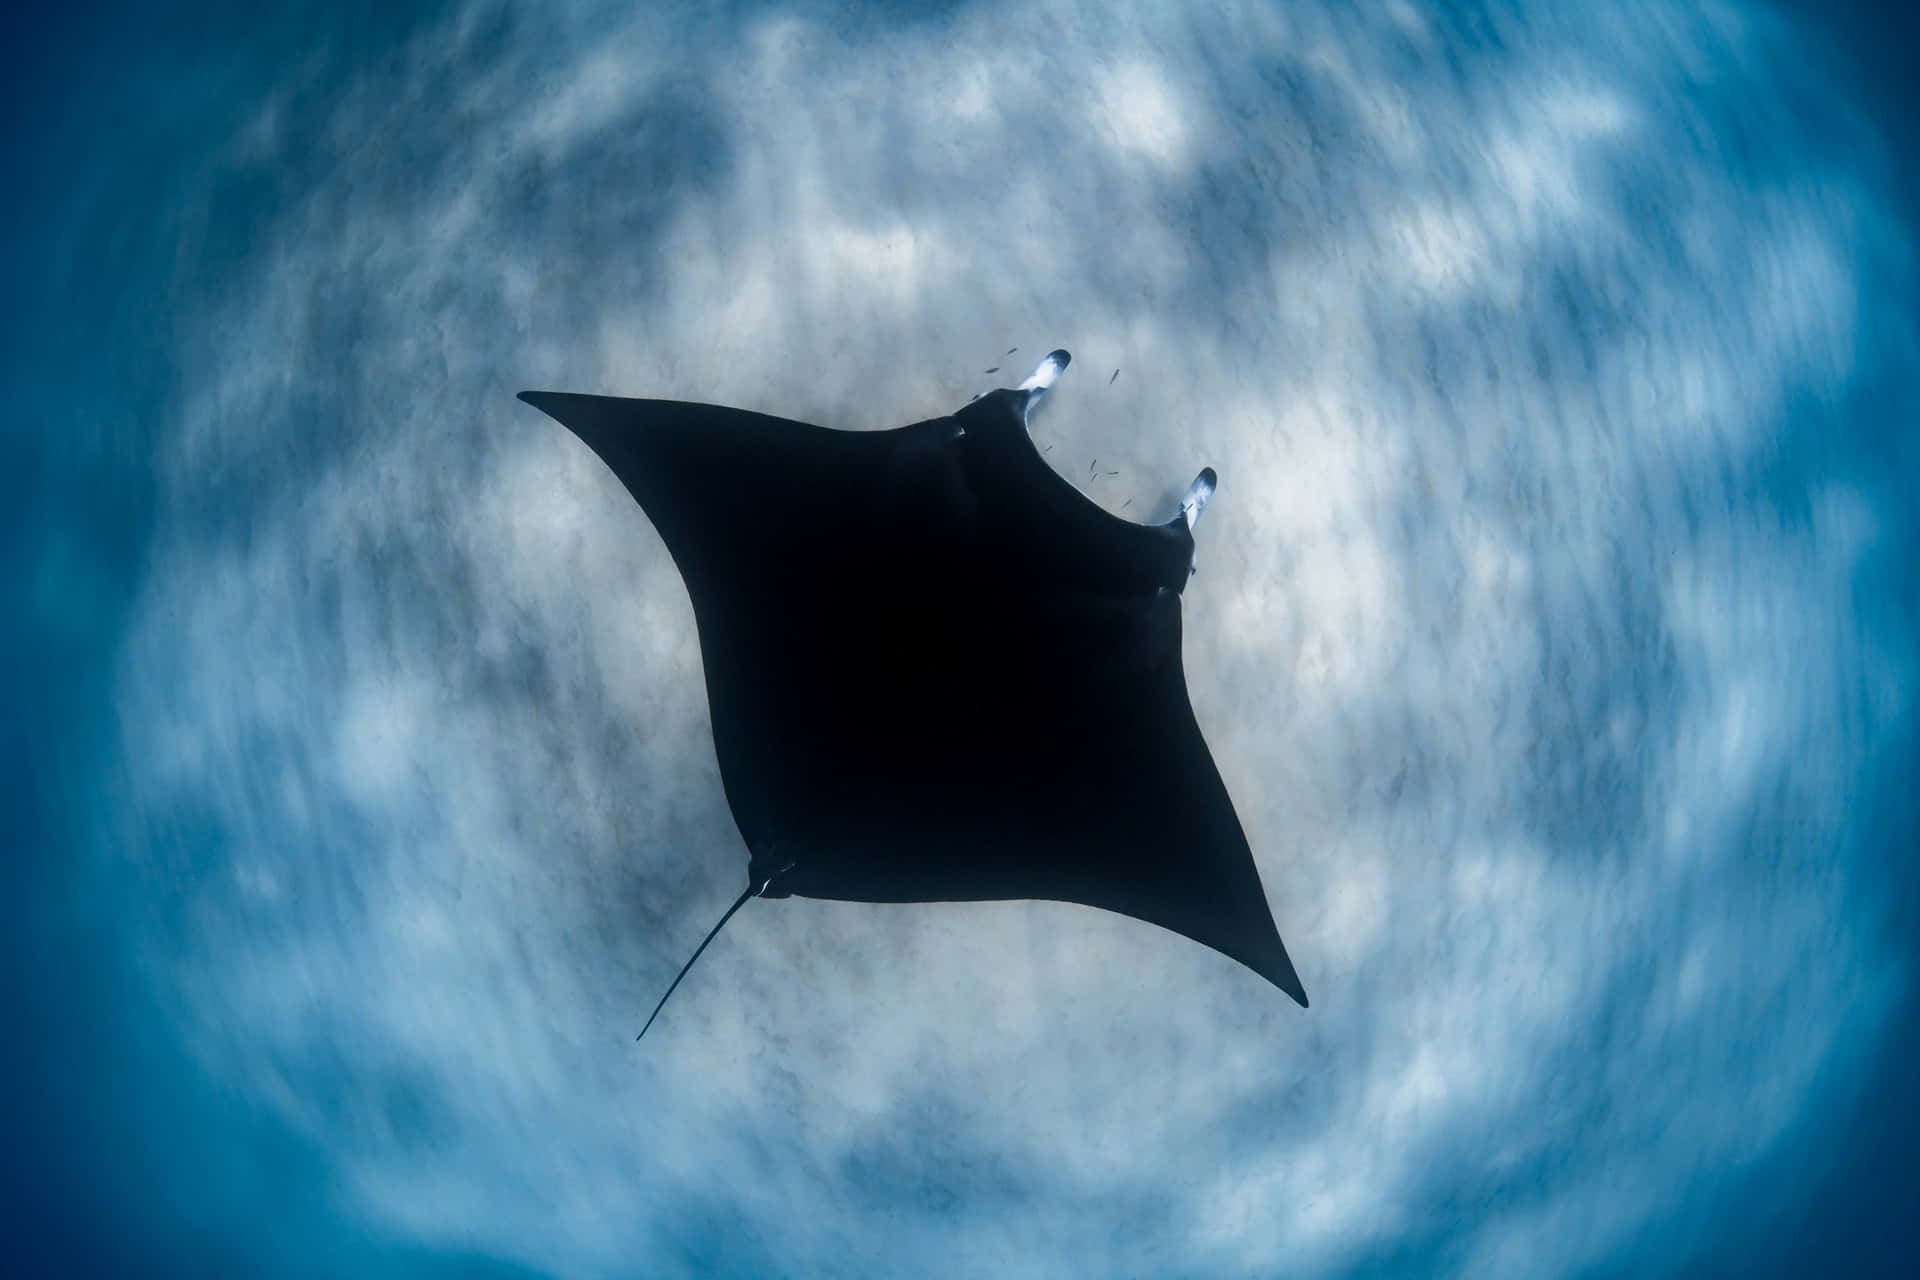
(5, 2), (1916, 1276)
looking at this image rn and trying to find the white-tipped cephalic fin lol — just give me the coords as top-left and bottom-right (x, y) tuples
(1180, 467), (1216, 530)
(1017, 349), (1072, 422)
(1017, 348), (1071, 392)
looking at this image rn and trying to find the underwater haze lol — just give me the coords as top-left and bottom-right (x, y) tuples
(5, 1), (1918, 1276)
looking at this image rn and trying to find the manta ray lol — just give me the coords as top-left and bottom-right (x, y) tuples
(517, 349), (1307, 1039)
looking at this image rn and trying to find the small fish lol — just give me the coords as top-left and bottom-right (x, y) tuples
(1043, 444), (1053, 453)
(1089, 459), (1098, 479)
(1103, 469), (1118, 478)
(1122, 498), (1132, 509)
(985, 366), (999, 374)
(1109, 369), (1119, 384)
(1007, 347), (1018, 355)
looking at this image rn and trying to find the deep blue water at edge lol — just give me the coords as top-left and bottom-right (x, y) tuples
(3, 1), (1916, 1276)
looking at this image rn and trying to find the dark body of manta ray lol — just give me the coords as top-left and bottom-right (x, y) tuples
(517, 350), (1307, 1038)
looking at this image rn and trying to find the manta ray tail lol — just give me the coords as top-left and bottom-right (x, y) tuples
(636, 884), (755, 1042)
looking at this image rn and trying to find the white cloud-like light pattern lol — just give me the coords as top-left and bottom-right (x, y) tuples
(106, 0), (1913, 1275)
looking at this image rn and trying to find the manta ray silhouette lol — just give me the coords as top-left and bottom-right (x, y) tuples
(517, 350), (1308, 1039)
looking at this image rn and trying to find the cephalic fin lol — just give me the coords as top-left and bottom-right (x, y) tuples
(1017, 348), (1071, 394)
(1179, 467), (1216, 529)
(1016, 349), (1071, 427)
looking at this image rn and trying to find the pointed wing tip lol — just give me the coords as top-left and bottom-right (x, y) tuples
(517, 390), (581, 428)
(1267, 958), (1309, 1009)
(1233, 944), (1309, 1009)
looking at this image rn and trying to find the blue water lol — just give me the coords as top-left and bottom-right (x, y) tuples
(5, 2), (1916, 1276)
